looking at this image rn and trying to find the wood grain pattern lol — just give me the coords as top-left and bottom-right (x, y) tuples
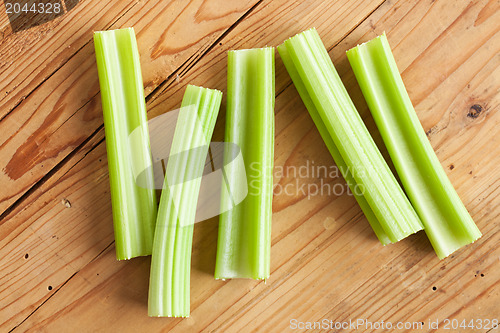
(0, 0), (137, 119)
(0, 0), (498, 332)
(0, 0), (260, 216)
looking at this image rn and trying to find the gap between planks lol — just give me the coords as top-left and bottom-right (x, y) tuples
(0, 0), (264, 225)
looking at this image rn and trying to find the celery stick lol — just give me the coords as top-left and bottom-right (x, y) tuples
(278, 45), (390, 245)
(148, 85), (222, 317)
(347, 33), (481, 258)
(278, 28), (422, 243)
(215, 48), (275, 279)
(94, 28), (157, 260)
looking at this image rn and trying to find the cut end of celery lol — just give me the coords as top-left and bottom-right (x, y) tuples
(228, 46), (274, 54)
(148, 313), (190, 318)
(375, 225), (422, 247)
(215, 274), (270, 280)
(94, 27), (134, 35)
(435, 231), (482, 260)
(116, 252), (151, 261)
(280, 27), (318, 45)
(346, 31), (387, 52)
(215, 263), (270, 280)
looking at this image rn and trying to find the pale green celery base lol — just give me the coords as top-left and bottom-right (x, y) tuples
(215, 48), (274, 279)
(148, 85), (222, 317)
(278, 28), (423, 244)
(94, 28), (157, 260)
(346, 33), (481, 259)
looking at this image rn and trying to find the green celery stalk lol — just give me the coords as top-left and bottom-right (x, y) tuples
(278, 28), (423, 243)
(94, 28), (157, 260)
(278, 45), (390, 245)
(149, 85), (222, 317)
(215, 48), (275, 279)
(346, 33), (481, 258)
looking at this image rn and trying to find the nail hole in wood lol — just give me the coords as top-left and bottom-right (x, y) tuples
(432, 286), (437, 291)
(48, 286), (53, 291)
(24, 253), (29, 259)
(62, 198), (71, 208)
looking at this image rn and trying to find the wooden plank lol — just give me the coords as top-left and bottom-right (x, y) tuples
(0, 0), (259, 118)
(0, 0), (260, 216)
(145, 0), (388, 115)
(0, 0), (138, 120)
(0, 134), (108, 331)
(3, 0), (499, 331)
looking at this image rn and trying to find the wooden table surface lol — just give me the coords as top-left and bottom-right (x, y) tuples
(1, 0), (499, 332)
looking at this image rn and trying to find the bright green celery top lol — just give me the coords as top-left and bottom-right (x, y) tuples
(94, 28), (157, 260)
(346, 33), (481, 258)
(278, 28), (422, 243)
(278, 42), (389, 245)
(149, 85), (222, 317)
(215, 48), (275, 279)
